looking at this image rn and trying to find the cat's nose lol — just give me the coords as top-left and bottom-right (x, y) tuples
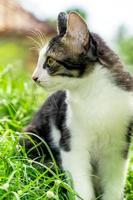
(32, 76), (38, 82)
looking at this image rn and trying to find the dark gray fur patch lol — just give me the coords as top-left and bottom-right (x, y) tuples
(58, 12), (67, 35)
(91, 33), (133, 91)
(123, 120), (133, 159)
(21, 91), (71, 167)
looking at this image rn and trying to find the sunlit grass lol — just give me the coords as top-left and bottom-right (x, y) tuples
(0, 63), (76, 200)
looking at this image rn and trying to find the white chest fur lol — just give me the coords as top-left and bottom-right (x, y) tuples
(59, 66), (133, 199)
(58, 66), (133, 200)
(65, 66), (133, 153)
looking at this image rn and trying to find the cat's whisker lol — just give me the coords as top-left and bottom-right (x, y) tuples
(27, 35), (42, 49)
(31, 30), (47, 48)
(27, 34), (40, 45)
(27, 30), (47, 50)
(36, 30), (47, 44)
(29, 46), (40, 52)
(31, 31), (44, 45)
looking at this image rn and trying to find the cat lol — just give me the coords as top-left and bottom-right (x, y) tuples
(23, 12), (133, 200)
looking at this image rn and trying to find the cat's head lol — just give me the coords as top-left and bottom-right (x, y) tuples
(32, 12), (98, 91)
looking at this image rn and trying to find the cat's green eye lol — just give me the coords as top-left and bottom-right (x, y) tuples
(47, 58), (55, 66)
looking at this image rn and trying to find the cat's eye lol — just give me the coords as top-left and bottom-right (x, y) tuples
(47, 58), (55, 67)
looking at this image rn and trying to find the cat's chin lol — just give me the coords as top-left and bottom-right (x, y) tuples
(38, 82), (65, 92)
(38, 76), (77, 92)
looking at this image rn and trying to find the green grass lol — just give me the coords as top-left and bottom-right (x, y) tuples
(0, 63), (76, 200)
(0, 42), (133, 199)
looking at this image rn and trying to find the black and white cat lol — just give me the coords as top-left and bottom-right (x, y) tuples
(24, 12), (133, 200)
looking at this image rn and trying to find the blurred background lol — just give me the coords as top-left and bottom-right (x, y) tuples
(0, 1), (133, 199)
(0, 0), (133, 72)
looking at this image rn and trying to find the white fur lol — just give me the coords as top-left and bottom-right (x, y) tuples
(51, 121), (61, 148)
(33, 47), (133, 200)
(60, 67), (133, 200)
(32, 44), (50, 87)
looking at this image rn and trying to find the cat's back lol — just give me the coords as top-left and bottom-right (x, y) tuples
(34, 90), (67, 125)
(44, 90), (66, 112)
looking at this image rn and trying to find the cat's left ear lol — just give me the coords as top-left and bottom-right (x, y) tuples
(57, 12), (67, 35)
(66, 12), (89, 49)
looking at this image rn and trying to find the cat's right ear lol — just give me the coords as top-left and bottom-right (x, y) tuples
(57, 12), (67, 35)
(64, 12), (89, 50)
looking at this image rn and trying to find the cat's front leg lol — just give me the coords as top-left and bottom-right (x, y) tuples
(61, 149), (95, 200)
(99, 153), (128, 200)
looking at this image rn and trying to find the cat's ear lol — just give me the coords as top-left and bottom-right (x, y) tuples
(66, 12), (89, 49)
(57, 12), (67, 35)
